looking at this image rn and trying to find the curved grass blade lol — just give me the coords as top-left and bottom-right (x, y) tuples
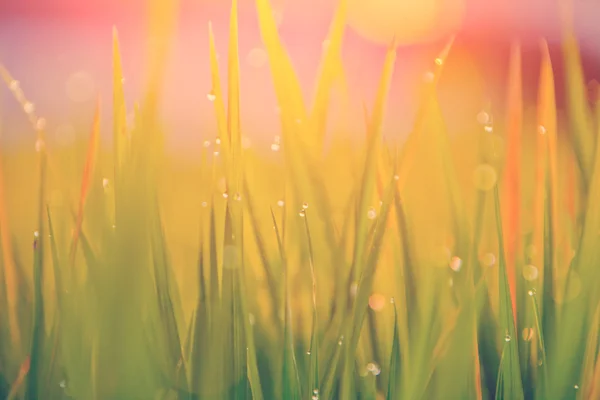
(559, 0), (594, 188)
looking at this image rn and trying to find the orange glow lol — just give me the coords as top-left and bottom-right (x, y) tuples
(346, 0), (465, 45)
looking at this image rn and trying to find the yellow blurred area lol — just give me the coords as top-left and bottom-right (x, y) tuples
(346, 0), (465, 45)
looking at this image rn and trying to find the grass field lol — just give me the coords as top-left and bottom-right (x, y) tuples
(0, 0), (600, 399)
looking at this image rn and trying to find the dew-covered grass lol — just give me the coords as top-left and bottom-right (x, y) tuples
(0, 0), (599, 399)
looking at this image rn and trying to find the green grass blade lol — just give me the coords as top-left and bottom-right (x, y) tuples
(493, 186), (524, 399)
(270, 209), (301, 400)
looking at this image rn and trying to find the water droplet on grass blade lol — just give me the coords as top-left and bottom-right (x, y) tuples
(367, 207), (377, 220)
(222, 192), (229, 199)
(215, 137), (221, 145)
(302, 202), (309, 209)
(36, 118), (46, 131)
(449, 256), (462, 272)
(574, 385), (579, 390)
(484, 125), (493, 133)
(201, 202), (208, 207)
(9, 80), (19, 91)
(528, 288), (537, 297)
(207, 91), (216, 102)
(34, 231), (39, 238)
(539, 125), (547, 135)
(203, 140), (211, 148)
(277, 200), (284, 207)
(24, 102), (35, 114)
(434, 57), (443, 66)
(233, 193), (242, 201)
(102, 178), (110, 190)
(59, 380), (66, 388)
(366, 362), (381, 376)
(271, 143), (280, 151)
(505, 334), (511, 342)
(299, 209), (306, 217)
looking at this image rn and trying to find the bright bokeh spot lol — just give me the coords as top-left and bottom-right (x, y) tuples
(65, 71), (95, 103)
(346, 0), (465, 45)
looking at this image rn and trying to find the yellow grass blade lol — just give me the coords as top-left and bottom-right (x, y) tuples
(112, 27), (127, 172)
(69, 99), (101, 269)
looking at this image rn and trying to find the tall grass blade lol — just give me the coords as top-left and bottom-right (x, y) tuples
(493, 187), (524, 400)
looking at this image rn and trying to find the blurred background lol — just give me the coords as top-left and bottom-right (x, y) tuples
(1, 0), (600, 157)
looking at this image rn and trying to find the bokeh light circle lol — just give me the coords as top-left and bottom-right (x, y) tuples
(345, 0), (465, 45)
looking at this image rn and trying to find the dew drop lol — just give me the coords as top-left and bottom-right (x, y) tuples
(222, 192), (229, 199)
(102, 178), (110, 190)
(302, 202), (309, 210)
(539, 125), (547, 135)
(24, 102), (35, 114)
(449, 256), (462, 272)
(306, 351), (311, 355)
(528, 288), (537, 297)
(349, 282), (358, 297)
(203, 140), (211, 148)
(271, 143), (280, 152)
(214, 151), (220, 156)
(574, 384), (579, 390)
(538, 359), (543, 366)
(207, 92), (217, 102)
(277, 200), (285, 207)
(34, 231), (39, 238)
(36, 118), (47, 131)
(484, 125), (493, 133)
(390, 297), (395, 304)
(367, 207), (377, 220)
(366, 362), (381, 376)
(9, 80), (19, 91)
(233, 193), (242, 201)
(299, 209), (306, 217)
(59, 380), (66, 388)
(338, 336), (344, 345)
(215, 138), (221, 145)
(505, 334), (511, 342)
(201, 201), (208, 208)
(393, 174), (400, 181)
(434, 57), (443, 66)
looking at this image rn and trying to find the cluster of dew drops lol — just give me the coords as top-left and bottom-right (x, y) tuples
(8, 80), (46, 151)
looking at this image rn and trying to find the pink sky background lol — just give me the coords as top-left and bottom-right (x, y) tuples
(1, 0), (600, 156)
